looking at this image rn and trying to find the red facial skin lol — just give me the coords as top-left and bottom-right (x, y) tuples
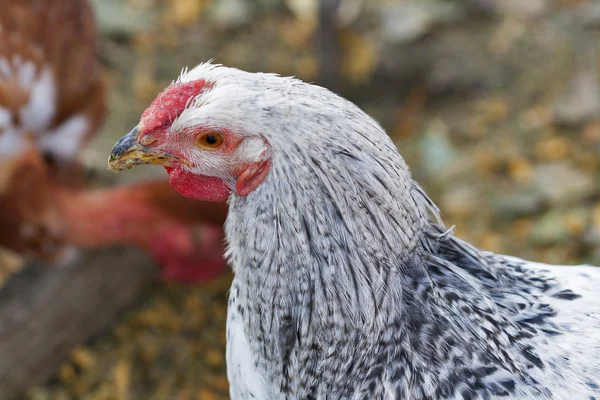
(139, 80), (234, 202)
(139, 80), (271, 203)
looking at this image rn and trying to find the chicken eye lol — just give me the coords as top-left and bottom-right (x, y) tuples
(196, 131), (224, 150)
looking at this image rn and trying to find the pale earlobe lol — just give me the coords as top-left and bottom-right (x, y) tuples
(236, 159), (271, 196)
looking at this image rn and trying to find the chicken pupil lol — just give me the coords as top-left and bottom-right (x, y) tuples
(205, 134), (217, 145)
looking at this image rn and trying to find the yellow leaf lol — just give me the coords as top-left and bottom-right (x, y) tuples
(71, 347), (97, 371)
(59, 363), (76, 384)
(280, 18), (316, 49)
(478, 232), (502, 253)
(205, 348), (224, 368)
(534, 137), (570, 161)
(507, 156), (533, 183)
(564, 210), (587, 236)
(113, 360), (131, 400)
(340, 30), (379, 84)
(296, 56), (319, 81)
(170, 0), (209, 26)
(197, 389), (219, 400)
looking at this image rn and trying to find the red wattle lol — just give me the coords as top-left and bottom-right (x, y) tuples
(165, 166), (231, 202)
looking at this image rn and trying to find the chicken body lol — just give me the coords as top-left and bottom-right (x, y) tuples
(0, 0), (227, 282)
(109, 64), (600, 399)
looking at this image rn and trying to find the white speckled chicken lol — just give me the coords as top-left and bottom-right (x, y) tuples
(0, 0), (227, 282)
(108, 63), (600, 399)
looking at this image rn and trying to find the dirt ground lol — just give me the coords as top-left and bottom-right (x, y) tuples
(26, 0), (600, 398)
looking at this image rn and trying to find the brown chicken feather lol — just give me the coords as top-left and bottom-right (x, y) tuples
(0, 0), (106, 160)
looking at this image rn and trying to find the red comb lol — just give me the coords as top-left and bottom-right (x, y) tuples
(140, 80), (209, 135)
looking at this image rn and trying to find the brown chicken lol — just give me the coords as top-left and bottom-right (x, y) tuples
(0, 0), (228, 282)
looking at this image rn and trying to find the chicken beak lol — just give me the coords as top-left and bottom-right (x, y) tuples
(107, 125), (189, 171)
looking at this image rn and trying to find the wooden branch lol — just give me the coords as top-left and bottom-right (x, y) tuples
(0, 248), (158, 400)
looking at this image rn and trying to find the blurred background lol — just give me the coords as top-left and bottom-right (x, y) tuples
(1, 0), (599, 398)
